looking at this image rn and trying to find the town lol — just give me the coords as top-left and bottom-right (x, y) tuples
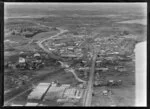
(4, 3), (146, 106)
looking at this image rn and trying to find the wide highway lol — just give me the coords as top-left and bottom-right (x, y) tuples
(83, 53), (97, 106)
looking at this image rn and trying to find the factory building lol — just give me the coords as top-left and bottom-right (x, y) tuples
(28, 83), (51, 100)
(43, 84), (70, 101)
(27, 81), (84, 105)
(63, 88), (83, 99)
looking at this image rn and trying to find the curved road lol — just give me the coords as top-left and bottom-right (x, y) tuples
(37, 28), (68, 60)
(66, 68), (86, 83)
(29, 23), (96, 106)
(36, 25), (86, 83)
(36, 25), (96, 106)
(37, 27), (68, 54)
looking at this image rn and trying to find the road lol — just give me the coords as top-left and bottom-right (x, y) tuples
(25, 21), (68, 58)
(36, 24), (98, 106)
(36, 25), (87, 83)
(36, 26), (86, 83)
(37, 27), (68, 60)
(37, 27), (68, 53)
(66, 68), (86, 83)
(83, 53), (97, 106)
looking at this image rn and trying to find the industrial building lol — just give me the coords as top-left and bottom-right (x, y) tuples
(28, 83), (51, 100)
(43, 84), (70, 101)
(63, 88), (84, 99)
(26, 81), (84, 106)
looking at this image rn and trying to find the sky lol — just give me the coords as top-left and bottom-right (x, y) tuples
(5, 2), (147, 10)
(4, 2), (147, 17)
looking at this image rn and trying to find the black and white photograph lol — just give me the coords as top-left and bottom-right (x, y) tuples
(4, 3), (147, 106)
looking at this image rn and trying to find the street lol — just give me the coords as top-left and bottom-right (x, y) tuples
(84, 53), (97, 106)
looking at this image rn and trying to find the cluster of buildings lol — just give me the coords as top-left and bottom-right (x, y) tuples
(60, 47), (83, 59)
(26, 81), (84, 106)
(16, 52), (45, 70)
(44, 37), (84, 59)
(94, 36), (130, 55)
(94, 52), (128, 87)
(94, 70), (123, 87)
(92, 36), (134, 88)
